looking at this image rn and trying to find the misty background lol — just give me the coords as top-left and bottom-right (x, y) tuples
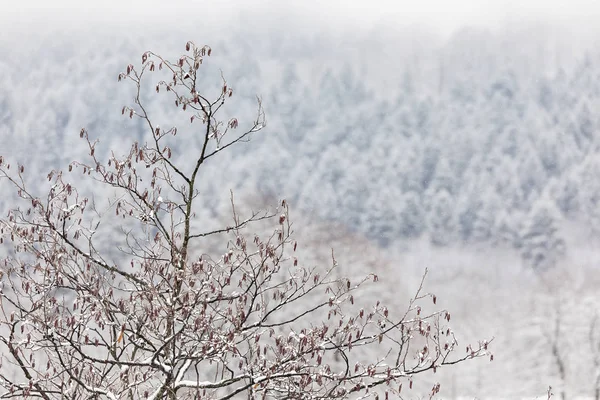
(2, 0), (600, 398)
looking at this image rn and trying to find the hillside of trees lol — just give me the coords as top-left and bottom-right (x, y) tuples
(2, 22), (600, 271)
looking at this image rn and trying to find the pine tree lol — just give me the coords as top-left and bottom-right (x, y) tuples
(428, 189), (457, 246)
(398, 190), (426, 239)
(471, 186), (503, 243)
(520, 196), (566, 270)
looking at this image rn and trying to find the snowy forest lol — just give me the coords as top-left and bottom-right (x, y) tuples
(2, 10), (600, 399)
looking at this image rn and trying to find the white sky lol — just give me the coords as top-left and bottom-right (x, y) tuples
(2, 0), (599, 37)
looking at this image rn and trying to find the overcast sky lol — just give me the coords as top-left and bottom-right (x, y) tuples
(2, 0), (600, 38)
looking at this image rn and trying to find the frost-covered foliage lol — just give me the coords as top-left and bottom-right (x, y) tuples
(0, 42), (490, 399)
(1, 23), (598, 270)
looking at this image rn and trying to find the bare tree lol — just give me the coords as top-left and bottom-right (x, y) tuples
(590, 312), (600, 400)
(542, 298), (567, 400)
(0, 41), (492, 399)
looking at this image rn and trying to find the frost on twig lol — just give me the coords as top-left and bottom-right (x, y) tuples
(0, 41), (491, 400)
